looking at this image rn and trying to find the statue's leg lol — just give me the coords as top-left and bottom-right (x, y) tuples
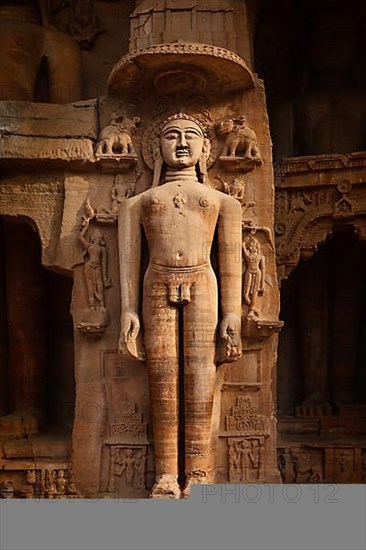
(94, 271), (105, 307)
(143, 269), (180, 498)
(249, 274), (260, 316)
(84, 265), (95, 308)
(243, 271), (251, 305)
(182, 268), (218, 496)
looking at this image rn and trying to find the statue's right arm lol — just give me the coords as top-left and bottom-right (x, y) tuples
(118, 196), (142, 345)
(78, 219), (89, 250)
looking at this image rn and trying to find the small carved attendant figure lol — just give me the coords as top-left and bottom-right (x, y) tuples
(119, 113), (242, 499)
(223, 177), (245, 203)
(23, 469), (37, 498)
(45, 470), (57, 499)
(111, 175), (134, 214)
(242, 236), (265, 318)
(56, 470), (67, 497)
(78, 217), (112, 310)
(65, 471), (79, 497)
(234, 439), (259, 482)
(114, 449), (144, 489)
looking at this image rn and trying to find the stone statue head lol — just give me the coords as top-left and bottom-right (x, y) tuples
(151, 113), (211, 186)
(161, 116), (205, 169)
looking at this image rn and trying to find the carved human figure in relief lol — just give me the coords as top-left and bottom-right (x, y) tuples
(55, 469), (67, 496)
(111, 175), (134, 214)
(78, 217), (111, 310)
(232, 439), (259, 482)
(222, 177), (245, 203)
(242, 236), (265, 318)
(118, 113), (242, 498)
(45, 469), (57, 499)
(114, 449), (144, 489)
(20, 469), (37, 498)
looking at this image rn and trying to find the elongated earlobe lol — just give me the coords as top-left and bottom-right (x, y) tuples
(198, 138), (211, 185)
(152, 146), (163, 187)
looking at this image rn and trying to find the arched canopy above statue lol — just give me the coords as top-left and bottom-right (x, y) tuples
(107, 42), (254, 101)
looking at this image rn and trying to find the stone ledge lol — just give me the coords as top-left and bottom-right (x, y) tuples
(0, 100), (98, 139)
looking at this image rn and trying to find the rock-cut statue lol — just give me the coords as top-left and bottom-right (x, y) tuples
(118, 113), (243, 498)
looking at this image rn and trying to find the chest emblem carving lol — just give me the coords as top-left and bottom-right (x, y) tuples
(173, 192), (187, 209)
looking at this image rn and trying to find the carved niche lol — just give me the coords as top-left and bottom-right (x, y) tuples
(275, 152), (366, 282)
(69, 37), (280, 496)
(75, 200), (112, 337)
(104, 402), (149, 497)
(223, 396), (268, 483)
(228, 437), (265, 483)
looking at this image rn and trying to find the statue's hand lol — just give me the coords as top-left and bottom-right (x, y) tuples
(121, 310), (140, 342)
(80, 215), (90, 229)
(118, 310), (142, 359)
(220, 313), (242, 362)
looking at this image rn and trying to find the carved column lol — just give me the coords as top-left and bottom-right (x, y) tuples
(2, 221), (46, 433)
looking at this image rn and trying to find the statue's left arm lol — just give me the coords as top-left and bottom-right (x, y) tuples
(118, 196), (143, 359)
(217, 196), (242, 360)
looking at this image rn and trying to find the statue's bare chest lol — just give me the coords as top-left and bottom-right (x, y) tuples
(141, 183), (219, 225)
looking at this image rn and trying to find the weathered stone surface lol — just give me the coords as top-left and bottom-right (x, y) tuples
(0, 136), (94, 162)
(0, 101), (98, 139)
(0, 3), (82, 104)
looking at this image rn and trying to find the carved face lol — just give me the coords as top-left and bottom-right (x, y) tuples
(90, 230), (103, 245)
(161, 118), (205, 169)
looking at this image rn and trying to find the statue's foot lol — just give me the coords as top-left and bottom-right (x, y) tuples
(181, 470), (207, 499)
(0, 409), (43, 438)
(149, 474), (180, 499)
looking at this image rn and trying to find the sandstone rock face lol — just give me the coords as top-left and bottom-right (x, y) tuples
(1, 1), (365, 498)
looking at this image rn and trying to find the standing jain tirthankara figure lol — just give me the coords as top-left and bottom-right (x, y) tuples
(118, 114), (243, 498)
